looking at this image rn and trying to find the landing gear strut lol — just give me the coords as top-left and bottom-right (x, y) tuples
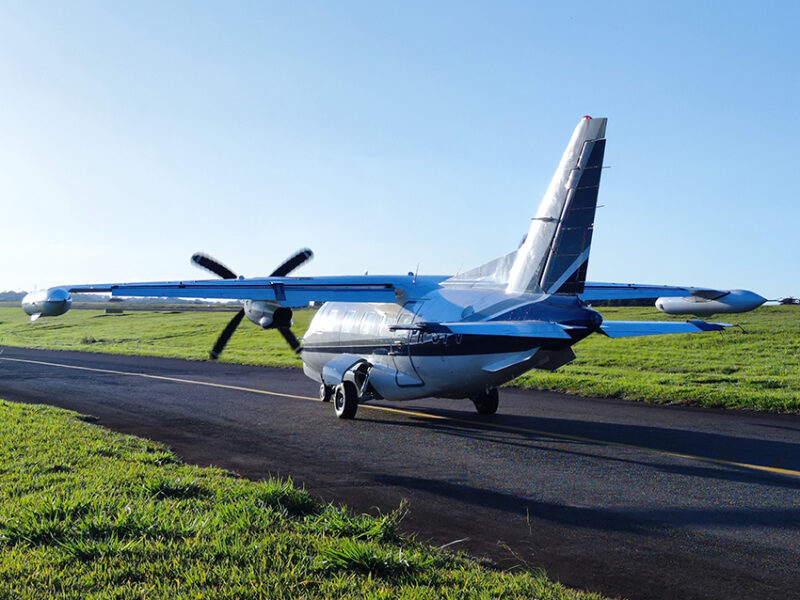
(333, 382), (359, 419)
(471, 388), (499, 415)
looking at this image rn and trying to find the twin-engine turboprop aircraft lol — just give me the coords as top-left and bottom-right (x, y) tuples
(23, 116), (741, 418)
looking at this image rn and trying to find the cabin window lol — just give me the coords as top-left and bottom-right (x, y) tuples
(361, 312), (376, 335)
(313, 304), (329, 329)
(377, 314), (389, 336)
(342, 310), (358, 333)
(327, 309), (340, 332)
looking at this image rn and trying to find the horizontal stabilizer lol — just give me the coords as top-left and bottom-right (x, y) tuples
(391, 320), (572, 339)
(440, 321), (572, 339)
(600, 320), (732, 338)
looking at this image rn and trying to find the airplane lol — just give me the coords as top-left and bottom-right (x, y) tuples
(22, 116), (740, 419)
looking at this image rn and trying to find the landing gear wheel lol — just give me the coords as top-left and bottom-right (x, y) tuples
(333, 382), (358, 419)
(472, 388), (499, 415)
(319, 384), (333, 402)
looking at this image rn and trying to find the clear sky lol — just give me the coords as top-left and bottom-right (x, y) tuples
(1, 1), (797, 299)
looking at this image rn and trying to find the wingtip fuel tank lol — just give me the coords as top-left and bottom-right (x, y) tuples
(21, 288), (72, 321)
(655, 289), (766, 316)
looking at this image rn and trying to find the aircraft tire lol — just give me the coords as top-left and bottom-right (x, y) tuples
(319, 384), (333, 402)
(334, 382), (358, 419)
(472, 388), (499, 415)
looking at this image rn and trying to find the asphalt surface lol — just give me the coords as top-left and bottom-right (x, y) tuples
(1, 346), (799, 600)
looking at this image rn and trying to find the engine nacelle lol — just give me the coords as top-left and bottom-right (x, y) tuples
(243, 300), (293, 329)
(655, 289), (766, 316)
(21, 288), (72, 321)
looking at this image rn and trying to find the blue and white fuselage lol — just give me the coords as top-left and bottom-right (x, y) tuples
(301, 286), (601, 401)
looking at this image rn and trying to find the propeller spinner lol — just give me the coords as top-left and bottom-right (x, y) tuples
(190, 249), (313, 359)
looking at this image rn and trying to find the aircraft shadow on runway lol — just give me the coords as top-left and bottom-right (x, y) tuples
(363, 408), (800, 493)
(371, 472), (800, 533)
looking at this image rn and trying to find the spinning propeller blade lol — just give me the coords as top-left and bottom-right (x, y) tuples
(270, 248), (313, 277)
(191, 249), (313, 359)
(278, 328), (301, 353)
(210, 309), (245, 360)
(191, 253), (237, 280)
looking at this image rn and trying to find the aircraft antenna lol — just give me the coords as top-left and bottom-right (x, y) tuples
(413, 263), (420, 284)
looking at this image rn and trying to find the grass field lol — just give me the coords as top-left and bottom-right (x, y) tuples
(0, 398), (607, 599)
(0, 305), (797, 412)
(518, 306), (800, 412)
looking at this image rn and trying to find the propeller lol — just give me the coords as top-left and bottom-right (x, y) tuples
(191, 249), (313, 359)
(210, 307), (245, 359)
(271, 248), (313, 277)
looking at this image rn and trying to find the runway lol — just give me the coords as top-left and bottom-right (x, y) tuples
(1, 346), (798, 600)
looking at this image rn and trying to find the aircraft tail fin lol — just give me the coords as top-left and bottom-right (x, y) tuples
(506, 116), (607, 295)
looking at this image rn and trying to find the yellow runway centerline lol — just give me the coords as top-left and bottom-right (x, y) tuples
(2, 355), (799, 480)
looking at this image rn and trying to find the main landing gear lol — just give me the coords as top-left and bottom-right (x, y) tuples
(333, 381), (359, 419)
(319, 384), (333, 402)
(320, 382), (359, 418)
(322, 361), (373, 419)
(471, 388), (499, 415)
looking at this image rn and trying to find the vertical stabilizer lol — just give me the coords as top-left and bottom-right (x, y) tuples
(506, 116), (607, 295)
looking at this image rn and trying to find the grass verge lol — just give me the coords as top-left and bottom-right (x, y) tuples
(516, 306), (800, 412)
(0, 399), (608, 599)
(0, 305), (797, 412)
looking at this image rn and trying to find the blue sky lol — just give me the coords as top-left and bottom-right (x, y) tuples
(1, 1), (797, 298)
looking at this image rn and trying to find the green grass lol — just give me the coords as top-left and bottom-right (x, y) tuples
(0, 305), (797, 412)
(0, 399), (608, 599)
(0, 307), (309, 368)
(516, 306), (800, 412)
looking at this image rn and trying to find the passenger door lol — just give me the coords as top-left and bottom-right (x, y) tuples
(391, 301), (425, 387)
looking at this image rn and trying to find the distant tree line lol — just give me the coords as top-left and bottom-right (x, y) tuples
(0, 291), (26, 302)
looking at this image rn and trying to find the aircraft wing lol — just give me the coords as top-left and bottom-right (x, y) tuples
(600, 320), (732, 338)
(580, 282), (728, 302)
(62, 275), (447, 308)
